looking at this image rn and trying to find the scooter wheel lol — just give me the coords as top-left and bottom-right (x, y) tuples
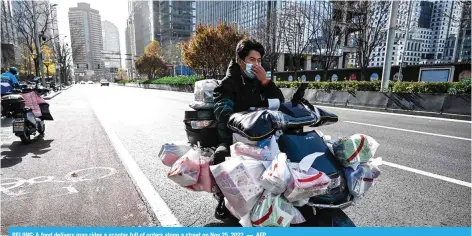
(20, 134), (31, 144)
(38, 122), (45, 135)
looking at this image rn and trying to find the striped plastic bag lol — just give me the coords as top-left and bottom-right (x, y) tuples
(332, 134), (379, 169)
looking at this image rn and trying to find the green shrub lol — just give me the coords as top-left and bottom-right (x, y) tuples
(142, 76), (204, 85)
(448, 78), (471, 95)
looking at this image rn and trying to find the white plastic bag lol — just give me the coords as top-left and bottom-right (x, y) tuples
(193, 79), (218, 103)
(284, 160), (331, 203)
(332, 134), (380, 169)
(260, 153), (291, 195)
(344, 157), (382, 198)
(167, 149), (201, 187)
(250, 191), (305, 227)
(230, 142), (272, 161)
(210, 156), (266, 218)
(158, 141), (191, 167)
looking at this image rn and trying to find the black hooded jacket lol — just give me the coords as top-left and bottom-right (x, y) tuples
(213, 59), (285, 146)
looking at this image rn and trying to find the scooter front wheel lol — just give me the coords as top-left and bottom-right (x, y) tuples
(38, 122), (45, 135)
(20, 133), (31, 144)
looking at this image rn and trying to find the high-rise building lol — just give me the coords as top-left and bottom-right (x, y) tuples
(158, 1), (195, 45)
(102, 20), (121, 80)
(130, 0), (153, 57)
(1, 0), (17, 68)
(454, 4), (471, 62)
(102, 21), (121, 67)
(68, 2), (104, 81)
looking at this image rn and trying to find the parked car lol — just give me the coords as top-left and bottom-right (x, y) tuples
(100, 79), (110, 86)
(80, 81), (86, 84)
(87, 81), (94, 84)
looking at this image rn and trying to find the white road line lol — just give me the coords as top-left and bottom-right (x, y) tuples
(383, 160), (472, 188)
(316, 105), (471, 124)
(344, 121), (471, 141)
(90, 102), (181, 227)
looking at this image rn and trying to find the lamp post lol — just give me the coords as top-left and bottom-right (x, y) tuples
(32, 0), (46, 86)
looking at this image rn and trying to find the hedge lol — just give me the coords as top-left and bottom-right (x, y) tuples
(142, 76), (203, 85)
(275, 79), (471, 95)
(122, 76), (471, 95)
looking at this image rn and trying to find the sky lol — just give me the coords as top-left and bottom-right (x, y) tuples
(51, 0), (129, 67)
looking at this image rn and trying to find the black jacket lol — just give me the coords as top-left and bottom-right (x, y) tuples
(213, 59), (285, 146)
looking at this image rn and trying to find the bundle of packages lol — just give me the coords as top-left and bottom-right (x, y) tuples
(330, 134), (380, 169)
(158, 141), (192, 167)
(210, 156), (266, 219)
(185, 148), (218, 193)
(250, 191), (305, 227)
(189, 79), (218, 110)
(167, 149), (201, 187)
(284, 155), (331, 203)
(230, 142), (273, 161)
(344, 157), (382, 198)
(260, 153), (291, 195)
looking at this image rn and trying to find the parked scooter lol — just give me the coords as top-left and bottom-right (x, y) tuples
(1, 87), (53, 144)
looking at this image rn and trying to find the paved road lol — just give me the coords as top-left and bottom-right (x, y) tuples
(1, 84), (470, 229)
(0, 86), (156, 234)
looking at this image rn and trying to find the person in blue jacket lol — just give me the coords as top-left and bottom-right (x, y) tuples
(1, 67), (20, 95)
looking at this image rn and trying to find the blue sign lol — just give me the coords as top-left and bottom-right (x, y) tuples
(331, 74), (338, 81)
(370, 73), (379, 81)
(7, 227), (472, 236)
(315, 74), (321, 81)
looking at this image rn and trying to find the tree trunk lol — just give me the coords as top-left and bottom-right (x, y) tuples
(323, 69), (328, 81)
(34, 58), (40, 76)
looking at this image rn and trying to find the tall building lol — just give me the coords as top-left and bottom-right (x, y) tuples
(68, 2), (104, 81)
(127, 0), (195, 57)
(102, 20), (121, 80)
(454, 3), (471, 62)
(366, 0), (462, 69)
(158, 1), (195, 45)
(1, 0), (17, 68)
(102, 21), (121, 68)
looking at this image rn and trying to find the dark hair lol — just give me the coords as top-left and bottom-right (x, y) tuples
(236, 38), (265, 61)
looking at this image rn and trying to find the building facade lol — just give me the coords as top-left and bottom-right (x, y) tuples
(1, 0), (18, 68)
(68, 2), (104, 81)
(102, 20), (121, 80)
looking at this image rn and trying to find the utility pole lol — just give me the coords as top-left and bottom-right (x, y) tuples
(381, 1), (399, 91)
(32, 1), (46, 86)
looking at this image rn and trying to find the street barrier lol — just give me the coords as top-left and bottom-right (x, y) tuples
(118, 83), (471, 116)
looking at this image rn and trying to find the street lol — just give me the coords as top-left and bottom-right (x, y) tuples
(1, 84), (471, 232)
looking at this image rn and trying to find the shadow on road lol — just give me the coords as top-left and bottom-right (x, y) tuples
(204, 221), (241, 227)
(0, 157), (22, 168)
(1, 137), (54, 161)
(1, 117), (13, 128)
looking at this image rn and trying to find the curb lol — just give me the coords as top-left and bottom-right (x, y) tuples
(313, 102), (472, 121)
(118, 83), (471, 121)
(44, 91), (61, 100)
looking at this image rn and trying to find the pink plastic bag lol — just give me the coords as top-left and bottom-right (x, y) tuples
(230, 142), (272, 161)
(186, 156), (218, 193)
(159, 142), (191, 167)
(284, 163), (331, 203)
(167, 149), (200, 187)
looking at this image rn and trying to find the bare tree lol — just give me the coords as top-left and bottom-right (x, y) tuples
(253, 2), (283, 75)
(305, 1), (345, 81)
(11, 1), (58, 77)
(278, 2), (313, 76)
(441, 1), (471, 62)
(55, 40), (74, 85)
(349, 1), (391, 80)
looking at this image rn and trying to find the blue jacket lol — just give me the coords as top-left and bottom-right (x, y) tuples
(1, 72), (20, 95)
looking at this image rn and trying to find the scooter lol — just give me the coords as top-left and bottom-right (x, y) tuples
(221, 83), (354, 226)
(1, 88), (49, 144)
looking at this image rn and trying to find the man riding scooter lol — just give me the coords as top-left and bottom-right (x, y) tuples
(1, 67), (20, 96)
(212, 38), (285, 220)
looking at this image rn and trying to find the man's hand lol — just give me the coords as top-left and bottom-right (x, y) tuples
(252, 64), (268, 83)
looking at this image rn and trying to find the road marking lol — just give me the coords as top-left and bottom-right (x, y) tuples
(0, 167), (117, 198)
(90, 102), (181, 227)
(344, 121), (471, 141)
(383, 160), (472, 188)
(316, 105), (471, 124)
